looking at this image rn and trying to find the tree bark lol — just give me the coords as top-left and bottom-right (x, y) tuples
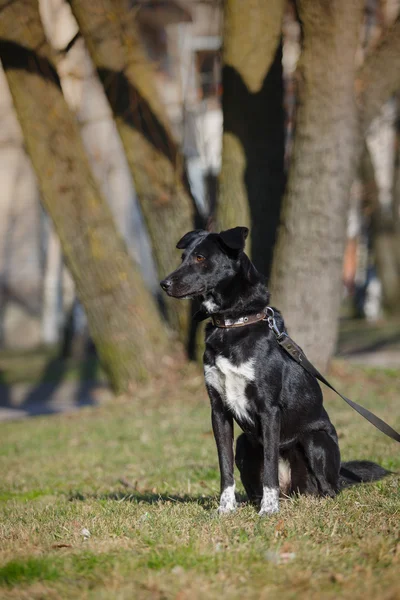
(368, 116), (400, 315)
(270, 0), (364, 369)
(42, 223), (63, 345)
(0, 0), (168, 392)
(67, 0), (196, 340)
(358, 8), (400, 317)
(357, 16), (400, 129)
(217, 0), (285, 277)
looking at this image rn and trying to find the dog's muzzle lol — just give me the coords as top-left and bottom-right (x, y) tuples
(160, 279), (172, 292)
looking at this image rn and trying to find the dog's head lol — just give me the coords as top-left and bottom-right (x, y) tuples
(160, 227), (250, 300)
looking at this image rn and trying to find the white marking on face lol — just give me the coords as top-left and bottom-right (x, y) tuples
(278, 458), (292, 495)
(259, 487), (279, 516)
(218, 484), (237, 513)
(204, 357), (255, 423)
(202, 298), (219, 313)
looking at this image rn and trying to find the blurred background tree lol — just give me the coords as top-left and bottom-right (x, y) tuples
(270, 0), (364, 369)
(217, 0), (285, 277)
(0, 0), (168, 392)
(67, 0), (201, 342)
(0, 0), (399, 393)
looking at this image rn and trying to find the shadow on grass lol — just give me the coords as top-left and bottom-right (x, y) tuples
(0, 349), (107, 419)
(69, 490), (216, 510)
(337, 330), (400, 357)
(68, 490), (250, 510)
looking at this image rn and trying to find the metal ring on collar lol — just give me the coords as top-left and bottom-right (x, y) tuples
(266, 307), (283, 338)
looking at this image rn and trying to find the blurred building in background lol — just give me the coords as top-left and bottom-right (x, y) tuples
(0, 0), (222, 350)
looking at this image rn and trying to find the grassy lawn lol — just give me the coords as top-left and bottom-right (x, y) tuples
(0, 360), (399, 599)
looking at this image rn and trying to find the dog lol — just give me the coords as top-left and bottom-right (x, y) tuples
(160, 226), (389, 515)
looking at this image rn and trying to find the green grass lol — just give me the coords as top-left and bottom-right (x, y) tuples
(0, 556), (60, 587)
(0, 360), (399, 599)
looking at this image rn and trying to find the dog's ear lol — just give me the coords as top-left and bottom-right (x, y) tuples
(176, 230), (204, 249)
(219, 227), (249, 251)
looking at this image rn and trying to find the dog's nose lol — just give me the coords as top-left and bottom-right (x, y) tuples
(160, 279), (172, 291)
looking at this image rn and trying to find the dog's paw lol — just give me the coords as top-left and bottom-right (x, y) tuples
(258, 487), (279, 516)
(258, 505), (279, 517)
(217, 485), (237, 514)
(217, 502), (237, 514)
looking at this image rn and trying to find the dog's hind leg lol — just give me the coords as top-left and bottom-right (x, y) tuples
(300, 430), (341, 497)
(236, 436), (303, 502)
(235, 434), (263, 504)
(283, 445), (319, 495)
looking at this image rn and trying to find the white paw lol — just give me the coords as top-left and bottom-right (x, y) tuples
(218, 485), (237, 514)
(258, 505), (279, 517)
(259, 487), (279, 516)
(218, 502), (237, 514)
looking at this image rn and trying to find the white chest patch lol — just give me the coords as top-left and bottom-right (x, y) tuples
(204, 356), (255, 423)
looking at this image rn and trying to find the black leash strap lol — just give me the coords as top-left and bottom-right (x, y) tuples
(265, 309), (400, 444)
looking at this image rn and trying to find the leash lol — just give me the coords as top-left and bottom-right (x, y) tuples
(208, 304), (399, 443)
(264, 307), (400, 444)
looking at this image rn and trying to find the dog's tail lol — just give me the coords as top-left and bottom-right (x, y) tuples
(339, 460), (391, 489)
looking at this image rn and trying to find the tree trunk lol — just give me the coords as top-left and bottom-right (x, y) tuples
(358, 11), (400, 317)
(217, 0), (285, 277)
(0, 0), (168, 392)
(42, 223), (63, 345)
(67, 0), (196, 340)
(357, 16), (400, 130)
(270, 0), (364, 369)
(369, 111), (400, 315)
(372, 220), (400, 316)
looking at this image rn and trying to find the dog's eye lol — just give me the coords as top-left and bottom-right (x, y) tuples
(196, 255), (206, 263)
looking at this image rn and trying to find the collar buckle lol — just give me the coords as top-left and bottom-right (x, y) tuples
(265, 307), (284, 338)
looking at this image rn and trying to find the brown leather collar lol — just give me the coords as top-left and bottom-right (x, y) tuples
(211, 307), (269, 328)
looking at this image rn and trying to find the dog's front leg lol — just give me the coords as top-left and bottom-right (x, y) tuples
(259, 406), (280, 516)
(210, 393), (236, 513)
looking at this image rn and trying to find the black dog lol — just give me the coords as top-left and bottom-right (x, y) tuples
(161, 227), (388, 515)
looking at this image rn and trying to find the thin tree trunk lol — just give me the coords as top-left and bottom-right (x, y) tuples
(357, 16), (400, 130)
(369, 111), (400, 315)
(358, 10), (400, 317)
(359, 10), (400, 317)
(42, 224), (62, 345)
(372, 214), (400, 315)
(217, 0), (285, 277)
(0, 0), (168, 392)
(67, 0), (196, 340)
(270, 0), (364, 369)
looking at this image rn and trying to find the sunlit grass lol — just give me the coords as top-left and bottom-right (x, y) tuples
(0, 360), (399, 599)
